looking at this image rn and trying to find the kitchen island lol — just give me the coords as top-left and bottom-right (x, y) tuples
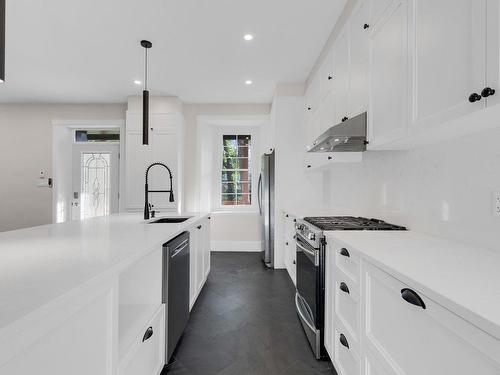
(0, 212), (211, 375)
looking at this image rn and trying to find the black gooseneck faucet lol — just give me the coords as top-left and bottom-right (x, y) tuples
(144, 162), (174, 220)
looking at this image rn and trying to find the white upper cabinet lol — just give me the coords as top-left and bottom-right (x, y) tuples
(486, 0), (500, 107)
(349, 1), (370, 117)
(319, 48), (335, 101)
(333, 28), (350, 125)
(368, 0), (409, 147)
(409, 0), (487, 131)
(305, 73), (321, 114)
(125, 99), (183, 212)
(370, 0), (395, 27)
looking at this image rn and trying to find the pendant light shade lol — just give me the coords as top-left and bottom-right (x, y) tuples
(141, 40), (152, 145)
(0, 0), (5, 82)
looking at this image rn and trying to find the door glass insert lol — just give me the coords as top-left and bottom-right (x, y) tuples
(81, 152), (111, 220)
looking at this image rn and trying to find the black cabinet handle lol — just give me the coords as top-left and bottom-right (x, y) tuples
(363, 23), (370, 29)
(286, 214), (289, 217)
(340, 282), (350, 294)
(307, 165), (311, 168)
(293, 260), (296, 265)
(286, 242), (289, 246)
(328, 156), (332, 160)
(328, 75), (333, 80)
(401, 288), (426, 309)
(142, 327), (154, 342)
(307, 107), (312, 111)
(339, 333), (349, 349)
(468, 93), (482, 103)
(341, 116), (349, 122)
(197, 225), (202, 229)
(340, 248), (350, 257)
(481, 87), (496, 98)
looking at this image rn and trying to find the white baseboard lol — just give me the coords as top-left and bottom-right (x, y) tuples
(211, 240), (262, 252)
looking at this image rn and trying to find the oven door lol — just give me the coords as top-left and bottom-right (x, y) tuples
(296, 234), (319, 325)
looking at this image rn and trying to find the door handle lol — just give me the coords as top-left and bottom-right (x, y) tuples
(340, 282), (350, 294)
(401, 288), (426, 309)
(257, 174), (262, 214)
(171, 243), (188, 258)
(142, 327), (153, 342)
(339, 333), (349, 349)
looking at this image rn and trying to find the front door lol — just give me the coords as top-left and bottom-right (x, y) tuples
(71, 143), (119, 221)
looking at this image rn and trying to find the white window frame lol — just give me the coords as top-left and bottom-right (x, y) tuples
(213, 126), (260, 212)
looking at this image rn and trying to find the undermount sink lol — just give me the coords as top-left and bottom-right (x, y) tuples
(149, 217), (192, 224)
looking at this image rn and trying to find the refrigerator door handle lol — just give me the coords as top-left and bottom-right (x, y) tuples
(258, 173), (262, 215)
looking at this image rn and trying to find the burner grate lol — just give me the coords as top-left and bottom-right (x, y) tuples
(303, 216), (406, 231)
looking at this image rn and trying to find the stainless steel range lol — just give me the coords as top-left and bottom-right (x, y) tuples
(295, 216), (406, 359)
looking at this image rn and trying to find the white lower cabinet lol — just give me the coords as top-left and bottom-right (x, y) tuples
(119, 305), (165, 375)
(334, 322), (361, 375)
(326, 239), (500, 375)
(283, 212), (297, 285)
(363, 262), (500, 375)
(189, 218), (211, 310)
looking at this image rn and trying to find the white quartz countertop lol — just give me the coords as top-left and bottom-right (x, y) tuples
(0, 212), (209, 334)
(325, 231), (500, 341)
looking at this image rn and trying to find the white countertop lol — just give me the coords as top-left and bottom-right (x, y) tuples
(0, 212), (208, 334)
(325, 231), (500, 341)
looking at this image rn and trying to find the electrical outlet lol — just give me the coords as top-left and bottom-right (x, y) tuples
(494, 192), (500, 217)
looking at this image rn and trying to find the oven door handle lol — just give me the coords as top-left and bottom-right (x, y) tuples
(295, 293), (317, 333)
(296, 240), (319, 266)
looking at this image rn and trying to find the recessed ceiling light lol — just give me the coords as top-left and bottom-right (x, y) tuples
(243, 34), (254, 41)
(134, 80), (142, 85)
(245, 80), (253, 85)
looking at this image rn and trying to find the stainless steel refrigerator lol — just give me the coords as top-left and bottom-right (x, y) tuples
(258, 151), (275, 268)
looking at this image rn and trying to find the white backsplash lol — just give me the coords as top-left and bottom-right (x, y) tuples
(319, 127), (500, 252)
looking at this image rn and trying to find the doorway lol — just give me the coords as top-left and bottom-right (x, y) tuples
(52, 120), (125, 223)
(71, 143), (120, 221)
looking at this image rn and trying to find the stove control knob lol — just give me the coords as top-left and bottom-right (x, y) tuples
(297, 224), (305, 230)
(308, 233), (316, 241)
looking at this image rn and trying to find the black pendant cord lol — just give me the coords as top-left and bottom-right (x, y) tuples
(141, 40), (152, 145)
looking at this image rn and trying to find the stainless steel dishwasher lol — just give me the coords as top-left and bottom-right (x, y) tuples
(162, 231), (190, 363)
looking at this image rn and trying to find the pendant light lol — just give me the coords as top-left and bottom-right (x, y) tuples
(141, 40), (152, 145)
(0, 0), (5, 82)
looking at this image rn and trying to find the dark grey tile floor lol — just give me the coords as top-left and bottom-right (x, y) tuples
(165, 252), (335, 375)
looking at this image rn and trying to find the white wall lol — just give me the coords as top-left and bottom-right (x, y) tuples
(0, 104), (126, 232)
(316, 127), (500, 252)
(182, 104), (271, 248)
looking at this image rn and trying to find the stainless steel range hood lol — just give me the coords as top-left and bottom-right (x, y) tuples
(307, 112), (367, 152)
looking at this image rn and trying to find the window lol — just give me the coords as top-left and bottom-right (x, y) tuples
(221, 134), (252, 206)
(75, 129), (120, 143)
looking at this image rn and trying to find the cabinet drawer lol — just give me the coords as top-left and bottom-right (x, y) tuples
(364, 262), (500, 375)
(119, 305), (165, 375)
(333, 243), (360, 286)
(334, 324), (361, 375)
(334, 276), (360, 342)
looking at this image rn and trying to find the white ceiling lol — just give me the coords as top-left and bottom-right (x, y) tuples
(0, 0), (346, 104)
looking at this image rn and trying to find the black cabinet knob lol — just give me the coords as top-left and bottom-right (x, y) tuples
(481, 87), (496, 98)
(328, 156), (332, 160)
(197, 225), (202, 229)
(363, 23), (370, 29)
(468, 93), (482, 103)
(286, 242), (289, 246)
(340, 282), (350, 294)
(307, 107), (312, 111)
(142, 327), (154, 342)
(401, 288), (426, 309)
(307, 165), (311, 168)
(292, 260), (296, 265)
(328, 75), (333, 80)
(339, 333), (349, 349)
(341, 116), (349, 122)
(340, 248), (350, 257)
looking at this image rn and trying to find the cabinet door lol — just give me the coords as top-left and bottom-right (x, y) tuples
(319, 48), (335, 101)
(150, 127), (178, 211)
(333, 28), (350, 124)
(305, 74), (321, 114)
(486, 0), (500, 107)
(364, 262), (500, 375)
(349, 0), (370, 117)
(189, 229), (198, 309)
(202, 218), (211, 278)
(125, 131), (151, 210)
(195, 224), (205, 293)
(409, 0), (487, 130)
(368, 0), (409, 147)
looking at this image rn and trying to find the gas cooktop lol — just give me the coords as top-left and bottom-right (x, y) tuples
(303, 216), (407, 231)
